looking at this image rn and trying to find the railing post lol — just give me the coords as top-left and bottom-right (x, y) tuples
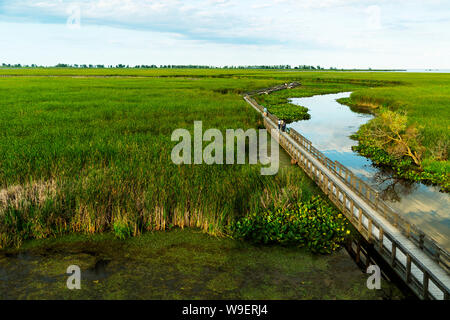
(391, 244), (397, 268)
(375, 192), (379, 209)
(379, 227), (384, 251)
(244, 89), (450, 300)
(343, 194), (348, 212)
(423, 272), (429, 300)
(406, 254), (411, 283)
(358, 208), (363, 232)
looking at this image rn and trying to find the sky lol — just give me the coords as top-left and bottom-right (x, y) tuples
(0, 0), (449, 69)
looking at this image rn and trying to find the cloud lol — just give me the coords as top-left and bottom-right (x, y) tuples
(0, 0), (292, 45)
(0, 0), (449, 68)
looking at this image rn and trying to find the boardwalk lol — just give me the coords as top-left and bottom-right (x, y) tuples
(244, 86), (450, 300)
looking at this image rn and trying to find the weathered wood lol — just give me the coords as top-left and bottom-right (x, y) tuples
(350, 199), (354, 217)
(391, 245), (397, 268)
(379, 227), (384, 251)
(343, 194), (348, 213)
(423, 272), (429, 299)
(244, 91), (450, 300)
(406, 254), (412, 283)
(358, 208), (363, 232)
(368, 219), (373, 242)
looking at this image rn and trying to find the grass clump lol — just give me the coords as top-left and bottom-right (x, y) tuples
(231, 196), (350, 254)
(254, 94), (310, 122)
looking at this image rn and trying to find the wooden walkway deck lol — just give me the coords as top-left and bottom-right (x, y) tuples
(243, 87), (450, 300)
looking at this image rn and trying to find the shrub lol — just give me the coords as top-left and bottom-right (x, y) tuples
(359, 109), (424, 168)
(265, 103), (310, 122)
(231, 196), (350, 254)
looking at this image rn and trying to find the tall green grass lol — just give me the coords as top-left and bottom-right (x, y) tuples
(0, 76), (321, 247)
(0, 69), (448, 247)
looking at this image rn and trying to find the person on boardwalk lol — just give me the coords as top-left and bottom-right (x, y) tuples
(278, 119), (281, 131)
(263, 107), (268, 117)
(281, 120), (286, 132)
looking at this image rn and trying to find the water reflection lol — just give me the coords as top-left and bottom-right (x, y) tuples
(288, 93), (450, 250)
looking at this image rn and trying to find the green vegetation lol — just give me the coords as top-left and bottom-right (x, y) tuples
(252, 73), (449, 190)
(336, 76), (449, 191)
(2, 63), (378, 70)
(0, 72), (327, 248)
(252, 78), (387, 122)
(232, 196), (350, 254)
(348, 108), (449, 191)
(254, 95), (310, 122)
(0, 68), (448, 249)
(0, 229), (404, 300)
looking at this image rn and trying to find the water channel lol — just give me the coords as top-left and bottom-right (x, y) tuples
(288, 92), (450, 250)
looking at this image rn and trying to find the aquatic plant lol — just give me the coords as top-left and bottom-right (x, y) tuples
(231, 196), (350, 254)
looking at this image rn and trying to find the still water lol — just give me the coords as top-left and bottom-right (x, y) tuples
(288, 92), (450, 250)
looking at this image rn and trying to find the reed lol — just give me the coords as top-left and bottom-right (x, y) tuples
(0, 69), (448, 247)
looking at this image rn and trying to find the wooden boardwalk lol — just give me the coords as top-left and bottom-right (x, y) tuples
(244, 87), (450, 300)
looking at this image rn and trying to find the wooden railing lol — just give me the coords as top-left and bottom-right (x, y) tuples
(245, 82), (301, 96)
(244, 93), (450, 300)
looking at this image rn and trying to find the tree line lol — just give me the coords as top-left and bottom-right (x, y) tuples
(1, 63), (333, 70)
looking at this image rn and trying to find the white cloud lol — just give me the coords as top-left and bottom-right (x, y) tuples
(0, 0), (449, 67)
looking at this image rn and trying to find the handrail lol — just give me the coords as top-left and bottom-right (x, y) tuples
(249, 98), (450, 300)
(245, 81), (300, 96)
(244, 93), (450, 274)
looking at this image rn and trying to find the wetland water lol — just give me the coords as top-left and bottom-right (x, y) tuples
(0, 230), (405, 299)
(289, 92), (450, 251)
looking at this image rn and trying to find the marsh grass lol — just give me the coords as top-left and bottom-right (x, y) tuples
(0, 69), (448, 247)
(0, 75), (322, 247)
(253, 80), (376, 122)
(253, 73), (449, 189)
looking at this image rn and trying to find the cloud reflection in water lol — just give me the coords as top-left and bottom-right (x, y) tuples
(288, 92), (450, 250)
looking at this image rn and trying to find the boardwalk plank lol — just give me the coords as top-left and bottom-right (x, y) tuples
(244, 94), (450, 300)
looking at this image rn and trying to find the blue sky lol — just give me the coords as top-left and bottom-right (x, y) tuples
(0, 0), (449, 68)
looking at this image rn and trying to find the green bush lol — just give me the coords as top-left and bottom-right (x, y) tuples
(231, 196), (350, 254)
(266, 103), (310, 122)
(254, 92), (310, 122)
(353, 136), (449, 192)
